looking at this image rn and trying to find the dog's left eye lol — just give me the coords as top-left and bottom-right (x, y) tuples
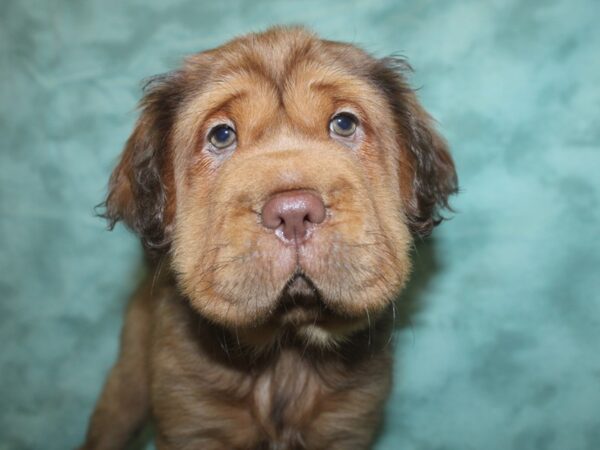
(208, 125), (237, 149)
(329, 113), (358, 137)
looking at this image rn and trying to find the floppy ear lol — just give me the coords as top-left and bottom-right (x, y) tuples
(372, 58), (458, 237)
(100, 72), (183, 251)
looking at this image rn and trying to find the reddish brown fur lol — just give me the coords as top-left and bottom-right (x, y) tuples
(83, 27), (457, 450)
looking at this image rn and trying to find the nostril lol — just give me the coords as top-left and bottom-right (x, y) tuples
(306, 205), (326, 225)
(261, 205), (283, 230)
(263, 215), (282, 230)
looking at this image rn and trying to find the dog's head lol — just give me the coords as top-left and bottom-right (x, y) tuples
(103, 27), (457, 347)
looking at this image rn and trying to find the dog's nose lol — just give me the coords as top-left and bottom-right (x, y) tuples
(261, 190), (326, 243)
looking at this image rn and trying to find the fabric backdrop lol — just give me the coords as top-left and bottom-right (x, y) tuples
(1, 0), (599, 449)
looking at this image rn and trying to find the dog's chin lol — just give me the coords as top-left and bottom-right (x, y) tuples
(233, 272), (370, 350)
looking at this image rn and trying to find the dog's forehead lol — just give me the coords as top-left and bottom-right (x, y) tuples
(185, 27), (374, 96)
(171, 29), (396, 149)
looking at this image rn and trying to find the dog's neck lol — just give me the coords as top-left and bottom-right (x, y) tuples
(147, 279), (393, 447)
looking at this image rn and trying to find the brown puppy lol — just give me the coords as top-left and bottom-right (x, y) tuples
(81, 26), (457, 450)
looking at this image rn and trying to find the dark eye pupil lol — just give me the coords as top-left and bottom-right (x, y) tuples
(335, 115), (353, 130)
(214, 126), (232, 143)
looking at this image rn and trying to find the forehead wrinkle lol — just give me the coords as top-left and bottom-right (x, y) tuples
(212, 63), (294, 140)
(307, 69), (386, 105)
(175, 70), (276, 140)
(214, 40), (326, 109)
(282, 64), (391, 132)
(233, 28), (320, 88)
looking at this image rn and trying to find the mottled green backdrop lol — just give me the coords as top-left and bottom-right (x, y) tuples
(1, 0), (599, 449)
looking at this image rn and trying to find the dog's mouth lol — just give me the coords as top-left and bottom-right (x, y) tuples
(282, 271), (318, 301)
(275, 271), (327, 326)
(228, 269), (371, 348)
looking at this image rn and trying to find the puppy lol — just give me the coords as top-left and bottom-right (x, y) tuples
(81, 26), (457, 450)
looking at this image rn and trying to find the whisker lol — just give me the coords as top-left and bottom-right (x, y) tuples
(385, 301), (397, 348)
(365, 306), (372, 349)
(151, 254), (166, 297)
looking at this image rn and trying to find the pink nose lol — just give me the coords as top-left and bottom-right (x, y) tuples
(261, 190), (326, 243)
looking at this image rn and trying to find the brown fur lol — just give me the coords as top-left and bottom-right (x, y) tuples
(83, 26), (457, 450)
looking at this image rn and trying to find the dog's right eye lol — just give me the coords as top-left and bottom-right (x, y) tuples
(329, 113), (358, 138)
(208, 125), (237, 149)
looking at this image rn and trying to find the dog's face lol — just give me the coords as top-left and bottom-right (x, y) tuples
(104, 27), (457, 347)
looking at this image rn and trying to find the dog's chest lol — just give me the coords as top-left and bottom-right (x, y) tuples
(251, 350), (322, 444)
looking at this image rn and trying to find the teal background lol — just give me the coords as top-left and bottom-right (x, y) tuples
(1, 0), (599, 449)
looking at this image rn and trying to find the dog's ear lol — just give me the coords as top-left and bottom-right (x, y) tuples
(372, 58), (458, 237)
(101, 73), (183, 251)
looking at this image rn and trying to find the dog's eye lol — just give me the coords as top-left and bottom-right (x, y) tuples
(208, 125), (236, 149)
(329, 113), (358, 137)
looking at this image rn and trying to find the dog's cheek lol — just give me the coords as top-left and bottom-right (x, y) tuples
(310, 145), (413, 317)
(171, 174), (216, 297)
(170, 166), (293, 327)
